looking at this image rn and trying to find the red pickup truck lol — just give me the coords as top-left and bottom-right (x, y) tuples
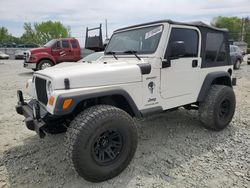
(23, 38), (81, 71)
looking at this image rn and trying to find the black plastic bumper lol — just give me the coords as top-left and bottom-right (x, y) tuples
(15, 90), (46, 138)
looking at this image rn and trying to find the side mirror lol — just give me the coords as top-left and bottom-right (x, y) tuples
(170, 41), (186, 59)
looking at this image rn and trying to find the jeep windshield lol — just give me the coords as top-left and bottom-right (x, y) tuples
(105, 25), (163, 55)
(44, 39), (56, 47)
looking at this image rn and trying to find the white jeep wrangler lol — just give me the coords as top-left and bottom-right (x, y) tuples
(16, 20), (236, 182)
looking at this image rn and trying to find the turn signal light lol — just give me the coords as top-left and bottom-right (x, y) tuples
(63, 99), (72, 110)
(48, 96), (54, 106)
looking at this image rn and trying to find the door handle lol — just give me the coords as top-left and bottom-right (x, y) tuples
(192, 60), (198, 67)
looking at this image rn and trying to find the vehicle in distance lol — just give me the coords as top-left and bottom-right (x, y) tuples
(230, 45), (243, 70)
(15, 50), (25, 59)
(247, 54), (250, 65)
(80, 51), (104, 63)
(17, 43), (39, 48)
(23, 38), (81, 71)
(16, 20), (236, 182)
(0, 51), (9, 59)
(53, 52), (104, 68)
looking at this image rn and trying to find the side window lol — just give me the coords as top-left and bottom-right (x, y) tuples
(53, 41), (61, 49)
(70, 40), (78, 48)
(166, 28), (199, 58)
(62, 40), (70, 48)
(205, 33), (226, 63)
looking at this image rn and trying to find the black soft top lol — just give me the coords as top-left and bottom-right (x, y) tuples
(115, 20), (228, 33)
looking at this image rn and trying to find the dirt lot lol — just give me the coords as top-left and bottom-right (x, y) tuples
(0, 60), (250, 188)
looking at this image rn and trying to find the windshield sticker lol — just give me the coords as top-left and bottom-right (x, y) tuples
(145, 26), (163, 40)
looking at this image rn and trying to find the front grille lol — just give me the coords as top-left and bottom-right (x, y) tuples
(35, 77), (48, 105)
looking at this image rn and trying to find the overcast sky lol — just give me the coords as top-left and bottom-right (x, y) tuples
(0, 0), (250, 45)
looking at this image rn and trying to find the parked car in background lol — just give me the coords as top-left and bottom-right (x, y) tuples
(53, 52), (104, 69)
(15, 50), (25, 59)
(23, 38), (81, 71)
(0, 51), (9, 59)
(230, 45), (243, 70)
(17, 43), (39, 48)
(3, 42), (17, 48)
(79, 51), (104, 63)
(24, 43), (39, 48)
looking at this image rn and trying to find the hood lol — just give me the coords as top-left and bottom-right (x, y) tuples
(35, 61), (142, 89)
(29, 47), (50, 54)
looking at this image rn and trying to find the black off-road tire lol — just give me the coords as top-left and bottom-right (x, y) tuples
(37, 59), (53, 70)
(248, 61), (250, 65)
(199, 85), (236, 131)
(65, 105), (138, 182)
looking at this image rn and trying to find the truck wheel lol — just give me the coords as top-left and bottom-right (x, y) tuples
(65, 105), (138, 182)
(38, 60), (53, 70)
(199, 85), (236, 131)
(233, 59), (241, 70)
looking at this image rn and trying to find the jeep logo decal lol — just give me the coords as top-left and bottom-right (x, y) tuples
(148, 81), (155, 94)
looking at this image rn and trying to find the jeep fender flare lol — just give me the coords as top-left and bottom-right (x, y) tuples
(197, 71), (232, 102)
(53, 89), (141, 117)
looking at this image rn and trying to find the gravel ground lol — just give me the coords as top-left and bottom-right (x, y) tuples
(0, 60), (249, 188)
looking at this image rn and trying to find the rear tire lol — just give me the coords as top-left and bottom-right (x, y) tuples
(233, 59), (241, 70)
(65, 105), (138, 182)
(37, 59), (53, 70)
(199, 85), (236, 131)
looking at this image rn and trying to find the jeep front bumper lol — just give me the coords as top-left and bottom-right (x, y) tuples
(15, 90), (46, 138)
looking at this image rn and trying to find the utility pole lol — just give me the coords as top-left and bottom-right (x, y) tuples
(240, 17), (246, 42)
(105, 19), (108, 39)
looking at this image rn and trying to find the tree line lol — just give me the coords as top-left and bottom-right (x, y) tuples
(212, 16), (250, 48)
(0, 21), (71, 46)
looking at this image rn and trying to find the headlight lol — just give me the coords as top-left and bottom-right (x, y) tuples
(47, 81), (53, 96)
(25, 51), (31, 61)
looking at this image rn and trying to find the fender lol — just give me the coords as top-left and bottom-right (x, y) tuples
(53, 89), (141, 117)
(197, 71), (232, 102)
(36, 52), (56, 64)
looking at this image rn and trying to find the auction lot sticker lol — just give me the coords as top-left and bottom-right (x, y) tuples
(145, 26), (163, 39)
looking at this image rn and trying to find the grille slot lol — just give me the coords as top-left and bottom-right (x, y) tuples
(35, 77), (48, 105)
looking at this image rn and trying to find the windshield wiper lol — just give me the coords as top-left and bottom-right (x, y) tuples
(123, 50), (141, 60)
(106, 51), (118, 60)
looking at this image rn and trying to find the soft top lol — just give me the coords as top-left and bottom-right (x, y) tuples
(115, 20), (228, 33)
